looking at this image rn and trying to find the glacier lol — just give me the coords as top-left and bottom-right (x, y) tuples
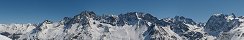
(0, 11), (243, 40)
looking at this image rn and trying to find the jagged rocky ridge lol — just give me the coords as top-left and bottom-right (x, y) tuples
(0, 11), (244, 40)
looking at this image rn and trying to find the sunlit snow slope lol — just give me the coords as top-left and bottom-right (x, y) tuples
(0, 34), (11, 40)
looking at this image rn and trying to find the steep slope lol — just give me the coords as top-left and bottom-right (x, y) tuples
(216, 16), (244, 40)
(161, 16), (213, 40)
(204, 13), (240, 36)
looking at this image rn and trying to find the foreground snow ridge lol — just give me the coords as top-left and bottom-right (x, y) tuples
(0, 35), (11, 40)
(0, 11), (244, 40)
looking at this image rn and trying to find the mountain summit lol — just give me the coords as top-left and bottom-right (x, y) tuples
(0, 11), (244, 40)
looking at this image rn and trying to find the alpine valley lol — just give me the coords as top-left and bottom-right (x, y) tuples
(0, 11), (244, 40)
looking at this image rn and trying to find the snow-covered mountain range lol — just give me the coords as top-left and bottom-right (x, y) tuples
(0, 11), (244, 40)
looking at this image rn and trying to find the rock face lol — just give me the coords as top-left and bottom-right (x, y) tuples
(0, 11), (244, 40)
(204, 14), (240, 36)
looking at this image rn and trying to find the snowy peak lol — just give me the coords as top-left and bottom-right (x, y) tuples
(1, 11), (244, 40)
(79, 11), (96, 18)
(211, 13), (236, 21)
(60, 17), (72, 25)
(226, 13), (236, 20)
(173, 16), (196, 25)
(238, 16), (244, 22)
(42, 20), (53, 24)
(213, 13), (223, 16)
(66, 11), (96, 25)
(204, 13), (240, 36)
(231, 13), (236, 18)
(142, 13), (158, 23)
(117, 12), (141, 25)
(116, 12), (161, 26)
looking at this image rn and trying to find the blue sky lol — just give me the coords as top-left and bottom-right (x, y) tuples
(0, 0), (244, 23)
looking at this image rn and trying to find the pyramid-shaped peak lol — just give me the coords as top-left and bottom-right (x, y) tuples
(79, 11), (96, 18)
(213, 13), (224, 16)
(43, 20), (53, 24)
(230, 13), (236, 18)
